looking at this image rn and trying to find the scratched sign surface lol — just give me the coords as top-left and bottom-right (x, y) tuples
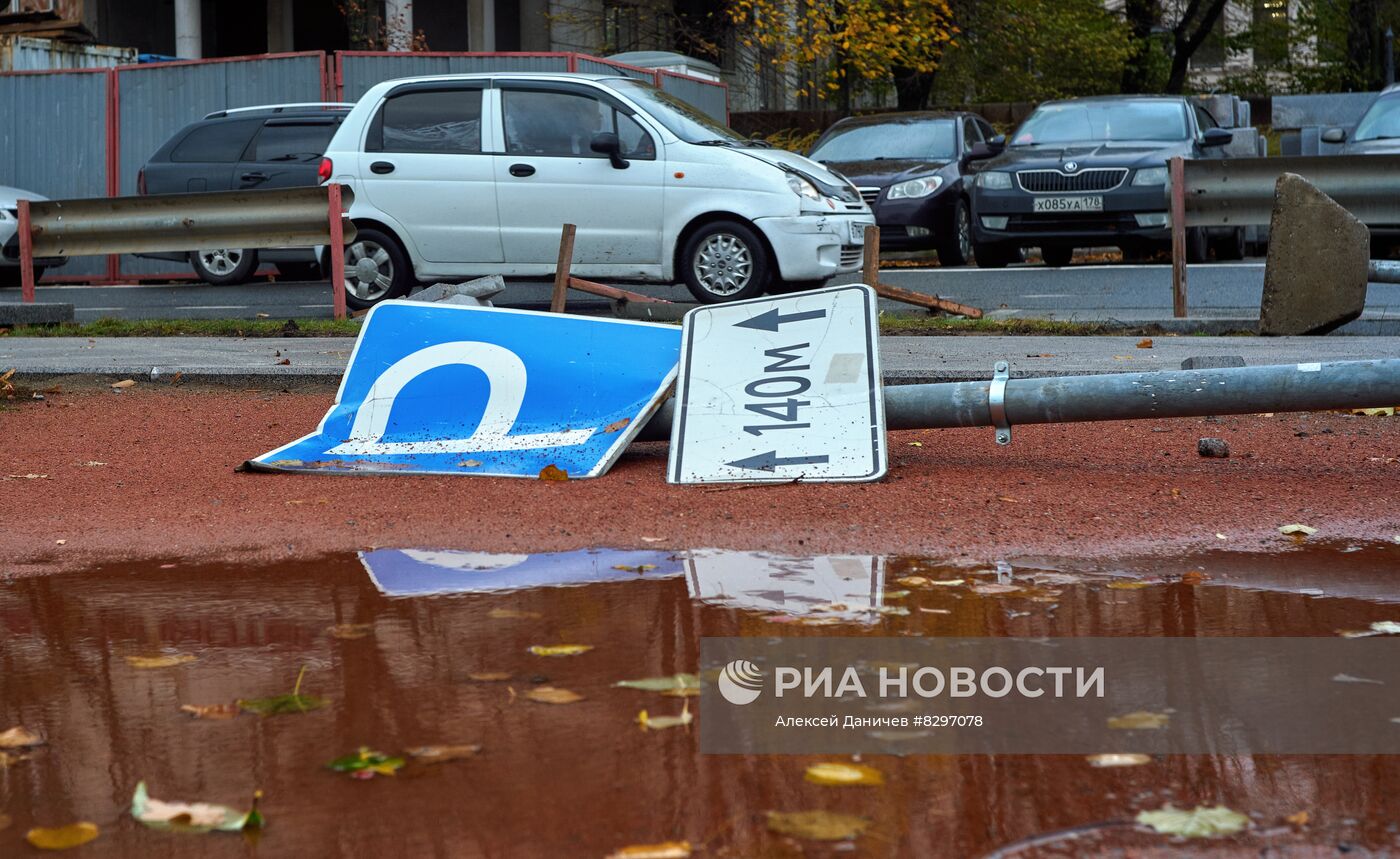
(251, 301), (681, 478)
(667, 283), (886, 484)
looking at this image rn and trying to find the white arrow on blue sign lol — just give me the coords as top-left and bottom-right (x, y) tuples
(250, 301), (681, 479)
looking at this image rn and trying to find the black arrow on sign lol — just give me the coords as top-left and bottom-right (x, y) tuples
(726, 450), (830, 471)
(733, 307), (827, 332)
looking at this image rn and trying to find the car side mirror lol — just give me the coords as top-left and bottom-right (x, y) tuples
(987, 134), (1006, 155)
(1321, 127), (1347, 144)
(961, 141), (994, 170)
(590, 132), (629, 169)
(1201, 127), (1233, 147)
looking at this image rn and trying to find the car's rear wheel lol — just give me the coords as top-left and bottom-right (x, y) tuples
(190, 248), (257, 285)
(1186, 227), (1209, 263)
(0, 265), (44, 286)
(936, 199), (973, 267)
(1041, 245), (1074, 267)
(1213, 227), (1247, 261)
(340, 227), (413, 311)
(682, 220), (771, 303)
(974, 241), (1014, 269)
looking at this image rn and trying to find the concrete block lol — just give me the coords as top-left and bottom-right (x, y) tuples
(407, 275), (506, 305)
(0, 302), (74, 325)
(1260, 173), (1370, 336)
(610, 299), (693, 323)
(1272, 92), (1376, 130)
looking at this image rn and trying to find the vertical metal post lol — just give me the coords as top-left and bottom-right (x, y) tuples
(18, 199), (35, 304)
(551, 223), (576, 313)
(328, 184), (347, 321)
(1169, 156), (1187, 318)
(862, 224), (880, 286)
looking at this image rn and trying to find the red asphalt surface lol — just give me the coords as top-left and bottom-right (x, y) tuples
(3, 387), (1398, 574)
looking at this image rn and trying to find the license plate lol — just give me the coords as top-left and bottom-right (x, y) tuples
(849, 221), (873, 244)
(1033, 196), (1103, 213)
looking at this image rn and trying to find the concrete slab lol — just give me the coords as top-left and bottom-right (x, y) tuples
(0, 302), (74, 325)
(1261, 173), (1370, 336)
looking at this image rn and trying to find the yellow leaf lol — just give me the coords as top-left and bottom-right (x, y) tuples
(327, 623), (374, 639)
(468, 671), (513, 682)
(110, 379), (136, 389)
(1136, 805), (1250, 838)
(1108, 710), (1170, 730)
(179, 703), (239, 720)
(1286, 810), (1310, 826)
(766, 810), (869, 841)
(125, 654), (197, 669)
(804, 762), (885, 785)
(405, 744), (481, 764)
(1107, 581), (1149, 590)
(606, 841), (693, 859)
(613, 564), (658, 573)
(1278, 523), (1317, 537)
(489, 608), (541, 619)
(896, 576), (929, 586)
(538, 464), (569, 481)
(528, 644), (593, 657)
(0, 726), (44, 748)
(526, 686), (584, 704)
(637, 700), (692, 730)
(26, 822), (99, 850)
(1086, 753), (1152, 767)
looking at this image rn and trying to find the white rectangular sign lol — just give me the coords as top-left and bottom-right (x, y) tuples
(667, 283), (886, 484)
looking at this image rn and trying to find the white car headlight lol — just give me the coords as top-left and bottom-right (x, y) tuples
(978, 171), (1013, 190)
(1132, 167), (1169, 186)
(786, 175), (821, 201)
(886, 176), (944, 200)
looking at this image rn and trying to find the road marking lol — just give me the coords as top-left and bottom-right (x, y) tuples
(880, 263), (1266, 274)
(298, 304), (333, 309)
(175, 305), (247, 310)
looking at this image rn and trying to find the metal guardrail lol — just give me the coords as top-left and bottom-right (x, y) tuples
(1168, 154), (1400, 318)
(18, 185), (355, 319)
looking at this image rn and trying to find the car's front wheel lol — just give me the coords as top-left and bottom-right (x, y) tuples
(190, 248), (257, 285)
(681, 221), (771, 303)
(1213, 227), (1247, 261)
(340, 227), (412, 311)
(768, 278), (825, 295)
(974, 241), (1015, 269)
(1041, 245), (1074, 267)
(936, 198), (973, 267)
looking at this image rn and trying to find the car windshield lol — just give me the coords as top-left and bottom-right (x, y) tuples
(809, 120), (957, 162)
(1354, 95), (1400, 140)
(601, 78), (745, 145)
(1011, 100), (1188, 145)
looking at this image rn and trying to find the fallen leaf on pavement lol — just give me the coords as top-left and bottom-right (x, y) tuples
(896, 576), (930, 587)
(804, 762), (884, 786)
(125, 654), (197, 669)
(26, 822), (99, 850)
(0, 726), (44, 748)
(110, 379), (136, 389)
(131, 781), (263, 832)
(1339, 621), (1400, 638)
(907, 441), (923, 447)
(1107, 581), (1149, 590)
(0, 812), (9, 831)
(468, 671), (513, 682)
(1086, 753), (1152, 768)
(971, 583), (1019, 595)
(1279, 523), (1318, 538)
(529, 644), (593, 657)
(489, 608), (541, 619)
(327, 747), (405, 779)
(525, 686), (583, 704)
(538, 464), (569, 481)
(613, 564), (657, 573)
(1286, 810), (1310, 827)
(1332, 673), (1383, 685)
(641, 536), (664, 543)
(238, 666), (328, 716)
(605, 841), (692, 859)
(615, 674), (701, 692)
(0, 751), (30, 768)
(1135, 804), (1250, 838)
(929, 578), (965, 586)
(637, 701), (692, 730)
(997, 495), (1018, 503)
(456, 459), (482, 468)
(1137, 338), (1154, 349)
(1108, 711), (1170, 730)
(179, 704), (239, 720)
(883, 590), (910, 599)
(406, 744), (481, 764)
(327, 623), (374, 640)
(1181, 570), (1209, 585)
(275, 358), (291, 366)
(766, 810), (869, 841)
(602, 418), (632, 433)
(1352, 407), (1396, 417)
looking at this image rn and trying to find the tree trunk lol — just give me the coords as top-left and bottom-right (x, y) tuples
(1348, 0), (1383, 90)
(1166, 0), (1229, 94)
(1121, 0), (1158, 93)
(893, 68), (936, 110)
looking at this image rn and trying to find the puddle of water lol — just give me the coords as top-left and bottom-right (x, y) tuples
(2, 543), (1400, 857)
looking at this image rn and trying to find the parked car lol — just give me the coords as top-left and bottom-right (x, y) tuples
(808, 111), (997, 266)
(0, 185), (66, 284)
(1323, 83), (1400, 154)
(321, 72), (873, 308)
(969, 95), (1241, 267)
(138, 102), (352, 284)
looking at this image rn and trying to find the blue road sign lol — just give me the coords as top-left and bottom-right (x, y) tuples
(249, 301), (681, 478)
(359, 548), (684, 596)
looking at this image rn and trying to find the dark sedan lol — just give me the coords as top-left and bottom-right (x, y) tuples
(968, 96), (1241, 267)
(808, 111), (998, 266)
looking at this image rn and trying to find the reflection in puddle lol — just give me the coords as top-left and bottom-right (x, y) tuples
(3, 542), (1400, 856)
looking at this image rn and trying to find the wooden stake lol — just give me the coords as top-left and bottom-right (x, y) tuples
(18, 198), (35, 304)
(551, 223), (576, 313)
(1170, 156), (1188, 319)
(862, 223), (880, 286)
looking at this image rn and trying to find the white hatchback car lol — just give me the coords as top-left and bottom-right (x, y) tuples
(320, 73), (873, 308)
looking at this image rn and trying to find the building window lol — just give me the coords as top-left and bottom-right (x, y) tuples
(605, 1), (641, 53)
(1253, 0), (1290, 67)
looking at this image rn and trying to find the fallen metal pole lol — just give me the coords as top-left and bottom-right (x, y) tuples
(638, 359), (1400, 442)
(1370, 259), (1400, 284)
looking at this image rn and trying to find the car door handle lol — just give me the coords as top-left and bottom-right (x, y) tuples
(240, 171), (268, 182)
(509, 163), (536, 177)
(370, 161), (395, 175)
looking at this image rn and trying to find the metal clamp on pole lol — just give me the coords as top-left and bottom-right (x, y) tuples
(988, 361), (1011, 445)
